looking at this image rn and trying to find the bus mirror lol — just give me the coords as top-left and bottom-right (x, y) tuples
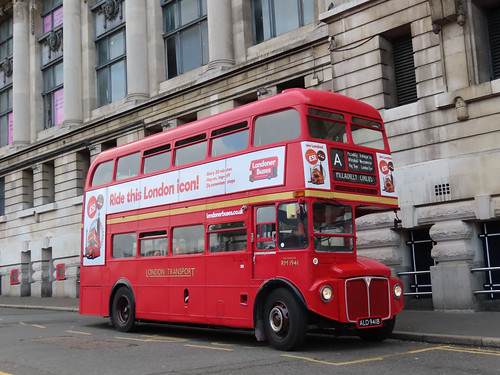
(286, 204), (297, 219)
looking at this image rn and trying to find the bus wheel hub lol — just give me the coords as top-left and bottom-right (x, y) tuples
(269, 302), (289, 336)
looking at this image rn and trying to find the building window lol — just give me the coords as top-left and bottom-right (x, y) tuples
(40, 0), (64, 129)
(251, 0), (314, 44)
(162, 0), (208, 79)
(42, 62), (64, 129)
(0, 177), (4, 216)
(0, 17), (13, 147)
(42, 0), (63, 33)
(392, 34), (417, 106)
(478, 222), (500, 299)
(22, 169), (34, 209)
(92, 0), (126, 107)
(401, 229), (436, 298)
(381, 28), (417, 108)
(486, 5), (500, 80)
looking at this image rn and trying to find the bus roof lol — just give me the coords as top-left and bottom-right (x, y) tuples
(92, 88), (382, 163)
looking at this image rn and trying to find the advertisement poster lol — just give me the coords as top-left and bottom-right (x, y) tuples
(377, 153), (396, 197)
(82, 188), (106, 266)
(301, 141), (330, 190)
(82, 147), (285, 265)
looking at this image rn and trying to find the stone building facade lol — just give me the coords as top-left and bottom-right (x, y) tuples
(0, 0), (498, 311)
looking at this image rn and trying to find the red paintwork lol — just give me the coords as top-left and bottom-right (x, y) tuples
(80, 89), (403, 333)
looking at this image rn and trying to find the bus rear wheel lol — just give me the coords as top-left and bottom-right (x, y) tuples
(263, 288), (307, 351)
(112, 287), (136, 332)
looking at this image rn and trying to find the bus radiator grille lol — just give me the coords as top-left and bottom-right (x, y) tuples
(345, 277), (391, 322)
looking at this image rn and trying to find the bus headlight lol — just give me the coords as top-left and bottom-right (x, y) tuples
(393, 283), (403, 300)
(320, 285), (333, 302)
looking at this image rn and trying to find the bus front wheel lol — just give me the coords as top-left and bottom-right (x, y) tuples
(263, 288), (307, 351)
(112, 287), (136, 332)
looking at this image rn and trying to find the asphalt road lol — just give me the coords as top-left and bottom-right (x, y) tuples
(0, 307), (499, 375)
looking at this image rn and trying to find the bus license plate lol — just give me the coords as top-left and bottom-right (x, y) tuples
(357, 317), (382, 328)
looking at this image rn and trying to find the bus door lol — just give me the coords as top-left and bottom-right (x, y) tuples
(205, 215), (252, 323)
(253, 205), (278, 279)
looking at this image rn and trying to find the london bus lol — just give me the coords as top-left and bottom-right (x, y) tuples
(80, 88), (403, 350)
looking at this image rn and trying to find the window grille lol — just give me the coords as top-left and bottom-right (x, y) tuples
(398, 229), (436, 297)
(392, 35), (417, 106)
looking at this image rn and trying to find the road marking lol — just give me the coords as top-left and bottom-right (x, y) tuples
(211, 342), (233, 347)
(438, 346), (500, 357)
(116, 335), (188, 343)
(0, 372), (13, 375)
(18, 322), (46, 329)
(185, 344), (233, 351)
(66, 330), (92, 335)
(282, 345), (500, 367)
(283, 353), (385, 366)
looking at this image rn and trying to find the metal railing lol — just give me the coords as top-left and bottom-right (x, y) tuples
(471, 266), (500, 298)
(397, 270), (433, 296)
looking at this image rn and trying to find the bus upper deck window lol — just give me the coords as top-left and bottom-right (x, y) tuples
(253, 109), (300, 147)
(211, 122), (249, 157)
(116, 152), (141, 181)
(143, 145), (171, 174)
(175, 134), (207, 166)
(350, 117), (384, 150)
(307, 109), (346, 143)
(91, 160), (114, 187)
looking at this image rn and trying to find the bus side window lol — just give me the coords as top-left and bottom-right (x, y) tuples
(91, 160), (114, 187)
(112, 233), (137, 258)
(255, 206), (276, 250)
(211, 122), (249, 157)
(116, 152), (141, 181)
(139, 231), (168, 257)
(208, 221), (247, 252)
(175, 134), (207, 166)
(172, 225), (205, 255)
(277, 202), (308, 249)
(350, 117), (385, 150)
(253, 109), (300, 147)
(143, 145), (171, 174)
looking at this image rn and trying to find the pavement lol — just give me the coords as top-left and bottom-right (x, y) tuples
(0, 295), (499, 349)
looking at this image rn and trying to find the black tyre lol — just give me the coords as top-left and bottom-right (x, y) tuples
(111, 287), (136, 332)
(263, 288), (307, 351)
(358, 317), (396, 342)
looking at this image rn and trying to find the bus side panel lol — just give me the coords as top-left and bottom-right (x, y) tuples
(135, 257), (170, 318)
(167, 254), (206, 320)
(80, 264), (108, 316)
(80, 286), (103, 316)
(205, 252), (254, 327)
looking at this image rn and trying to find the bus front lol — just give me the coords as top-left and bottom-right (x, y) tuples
(297, 98), (403, 340)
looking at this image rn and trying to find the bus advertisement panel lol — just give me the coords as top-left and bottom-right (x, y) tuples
(82, 147), (285, 265)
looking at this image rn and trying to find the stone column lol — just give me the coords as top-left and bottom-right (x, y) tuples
(12, 0), (30, 147)
(356, 211), (404, 277)
(429, 220), (480, 310)
(441, 22), (469, 91)
(125, 0), (149, 104)
(63, 0), (83, 128)
(207, 0), (234, 69)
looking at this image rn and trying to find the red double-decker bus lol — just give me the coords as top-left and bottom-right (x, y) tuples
(80, 88), (403, 350)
